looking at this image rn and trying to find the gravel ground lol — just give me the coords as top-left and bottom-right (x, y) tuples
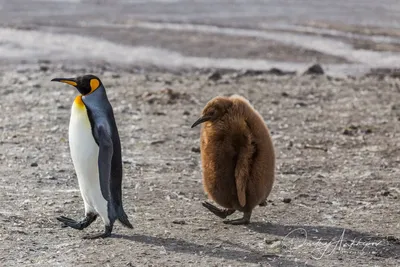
(0, 63), (399, 266)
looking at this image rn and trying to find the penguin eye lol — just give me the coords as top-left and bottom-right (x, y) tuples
(90, 79), (100, 92)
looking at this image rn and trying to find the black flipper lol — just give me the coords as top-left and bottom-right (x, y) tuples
(96, 123), (114, 205)
(95, 123), (133, 228)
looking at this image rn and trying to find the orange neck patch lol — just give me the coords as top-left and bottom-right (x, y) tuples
(73, 95), (85, 109)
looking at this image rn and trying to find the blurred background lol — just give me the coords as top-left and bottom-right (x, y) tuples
(1, 0), (400, 76)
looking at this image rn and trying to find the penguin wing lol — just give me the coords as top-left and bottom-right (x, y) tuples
(95, 123), (114, 202)
(234, 132), (254, 208)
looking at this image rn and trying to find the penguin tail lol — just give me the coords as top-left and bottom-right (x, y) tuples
(117, 206), (133, 229)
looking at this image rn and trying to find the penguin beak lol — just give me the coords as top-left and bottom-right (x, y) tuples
(191, 116), (211, 128)
(51, 78), (78, 87)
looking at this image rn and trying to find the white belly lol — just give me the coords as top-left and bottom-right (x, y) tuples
(69, 101), (109, 224)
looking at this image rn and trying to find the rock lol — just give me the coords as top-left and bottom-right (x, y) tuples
(38, 59), (51, 64)
(343, 125), (359, 136)
(31, 162), (38, 167)
(57, 105), (67, 109)
(268, 68), (284, 75)
(367, 68), (400, 79)
(287, 140), (293, 149)
(139, 88), (194, 105)
(295, 102), (307, 107)
(242, 70), (265, 76)
(153, 111), (167, 116)
(150, 140), (166, 145)
(304, 64), (324, 75)
(283, 198), (292, 203)
(39, 65), (49, 72)
(281, 92), (289, 97)
(362, 128), (372, 134)
(296, 193), (309, 199)
(191, 147), (200, 153)
(391, 104), (400, 110)
(268, 68), (295, 76)
(208, 71), (222, 81)
(172, 219), (186, 225)
(343, 125), (372, 136)
(239, 68), (295, 77)
(264, 238), (279, 244)
(16, 66), (29, 73)
(386, 235), (400, 243)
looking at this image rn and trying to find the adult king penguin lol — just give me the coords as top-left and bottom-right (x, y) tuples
(51, 74), (133, 239)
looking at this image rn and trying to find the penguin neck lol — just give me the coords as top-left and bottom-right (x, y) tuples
(73, 95), (85, 110)
(80, 85), (112, 115)
(82, 85), (108, 103)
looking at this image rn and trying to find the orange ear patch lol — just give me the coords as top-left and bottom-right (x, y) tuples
(90, 79), (100, 93)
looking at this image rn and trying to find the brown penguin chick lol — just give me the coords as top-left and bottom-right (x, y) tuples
(191, 95), (275, 225)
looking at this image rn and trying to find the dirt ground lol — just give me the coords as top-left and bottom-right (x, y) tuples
(0, 63), (399, 267)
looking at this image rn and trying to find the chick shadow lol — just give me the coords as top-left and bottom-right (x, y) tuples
(113, 233), (316, 267)
(247, 222), (400, 259)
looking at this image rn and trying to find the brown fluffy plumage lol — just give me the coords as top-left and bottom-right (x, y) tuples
(191, 95), (275, 225)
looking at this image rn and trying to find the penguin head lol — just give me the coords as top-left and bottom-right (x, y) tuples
(51, 74), (102, 95)
(191, 96), (233, 128)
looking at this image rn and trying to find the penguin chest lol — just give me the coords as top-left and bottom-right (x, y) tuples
(68, 98), (108, 213)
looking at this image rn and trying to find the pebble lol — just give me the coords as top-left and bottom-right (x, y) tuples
(191, 147), (200, 153)
(172, 219), (186, 225)
(283, 198), (292, 204)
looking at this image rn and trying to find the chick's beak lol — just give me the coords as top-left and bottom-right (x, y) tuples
(51, 78), (78, 87)
(191, 116), (211, 128)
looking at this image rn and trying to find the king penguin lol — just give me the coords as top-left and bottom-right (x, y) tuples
(191, 95), (275, 225)
(51, 74), (133, 239)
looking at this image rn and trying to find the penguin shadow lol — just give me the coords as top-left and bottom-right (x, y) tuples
(113, 233), (315, 267)
(247, 222), (400, 259)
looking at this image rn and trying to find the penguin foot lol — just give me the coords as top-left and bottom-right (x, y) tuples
(202, 201), (235, 219)
(82, 232), (110, 239)
(57, 216), (83, 229)
(56, 213), (97, 230)
(82, 225), (112, 240)
(223, 211), (251, 225)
